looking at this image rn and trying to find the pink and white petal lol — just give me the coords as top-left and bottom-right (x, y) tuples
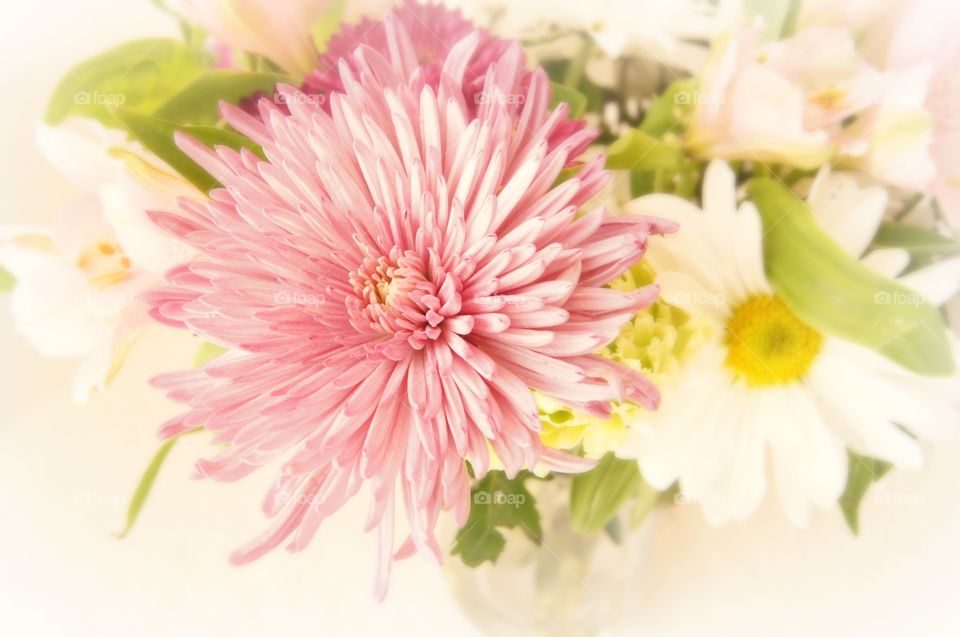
(816, 339), (959, 441)
(807, 168), (888, 257)
(897, 257), (960, 305)
(36, 121), (123, 192)
(806, 342), (925, 469)
(727, 202), (773, 298)
(631, 195), (734, 300)
(101, 173), (199, 274)
(51, 196), (115, 257)
(654, 270), (729, 324)
(701, 160), (738, 219)
(638, 344), (730, 490)
(676, 380), (745, 503)
(9, 262), (107, 357)
(72, 323), (145, 404)
(765, 385), (847, 524)
(702, 390), (769, 524)
(0, 226), (60, 279)
(860, 247), (911, 279)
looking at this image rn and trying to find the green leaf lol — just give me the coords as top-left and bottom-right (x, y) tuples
(153, 70), (294, 124)
(872, 221), (960, 272)
(45, 38), (205, 128)
(118, 429), (201, 538)
(0, 266), (14, 292)
(779, 0), (803, 38)
(193, 341), (228, 367)
(112, 108), (264, 191)
(549, 83), (588, 119)
(117, 334), (226, 538)
(606, 128), (685, 172)
(629, 475), (663, 527)
(749, 178), (955, 376)
(839, 452), (891, 535)
(569, 454), (642, 533)
(310, 0), (347, 53)
(640, 78), (697, 138)
(117, 339), (222, 539)
(451, 471), (542, 567)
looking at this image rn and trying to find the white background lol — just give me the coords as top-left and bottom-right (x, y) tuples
(1, 1), (958, 635)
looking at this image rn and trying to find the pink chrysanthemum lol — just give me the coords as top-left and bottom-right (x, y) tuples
(144, 6), (673, 597)
(302, 2), (591, 160)
(304, 3), (505, 105)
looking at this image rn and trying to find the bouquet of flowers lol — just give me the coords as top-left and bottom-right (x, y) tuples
(2, 0), (958, 616)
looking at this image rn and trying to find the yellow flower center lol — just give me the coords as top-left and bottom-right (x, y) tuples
(809, 85), (849, 111)
(724, 295), (823, 386)
(374, 276), (394, 306)
(77, 241), (131, 289)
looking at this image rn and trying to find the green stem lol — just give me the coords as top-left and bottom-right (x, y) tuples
(894, 193), (924, 221)
(931, 198), (946, 225)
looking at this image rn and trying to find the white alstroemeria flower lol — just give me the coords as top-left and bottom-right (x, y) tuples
(0, 120), (198, 402)
(687, 24), (883, 169)
(875, 0), (960, 230)
(618, 161), (959, 526)
(803, 0), (960, 229)
(444, 0), (740, 73)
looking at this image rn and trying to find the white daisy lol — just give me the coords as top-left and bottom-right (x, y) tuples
(617, 161), (960, 526)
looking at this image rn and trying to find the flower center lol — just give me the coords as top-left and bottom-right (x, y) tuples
(809, 85), (849, 111)
(368, 263), (398, 307)
(353, 256), (405, 313)
(77, 241), (131, 289)
(724, 294), (822, 386)
(348, 250), (455, 348)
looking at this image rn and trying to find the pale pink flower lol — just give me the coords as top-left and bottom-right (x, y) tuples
(174, 0), (396, 75)
(687, 24), (882, 169)
(144, 8), (672, 597)
(174, 0), (334, 74)
(874, 0), (960, 228)
(0, 120), (198, 403)
(801, 0), (960, 225)
(303, 2), (508, 99)
(301, 2), (591, 158)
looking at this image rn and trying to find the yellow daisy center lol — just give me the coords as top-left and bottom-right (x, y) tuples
(724, 294), (823, 386)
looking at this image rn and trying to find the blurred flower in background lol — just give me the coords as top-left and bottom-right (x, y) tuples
(171, 0), (376, 74)
(0, 120), (197, 402)
(446, 0), (740, 72)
